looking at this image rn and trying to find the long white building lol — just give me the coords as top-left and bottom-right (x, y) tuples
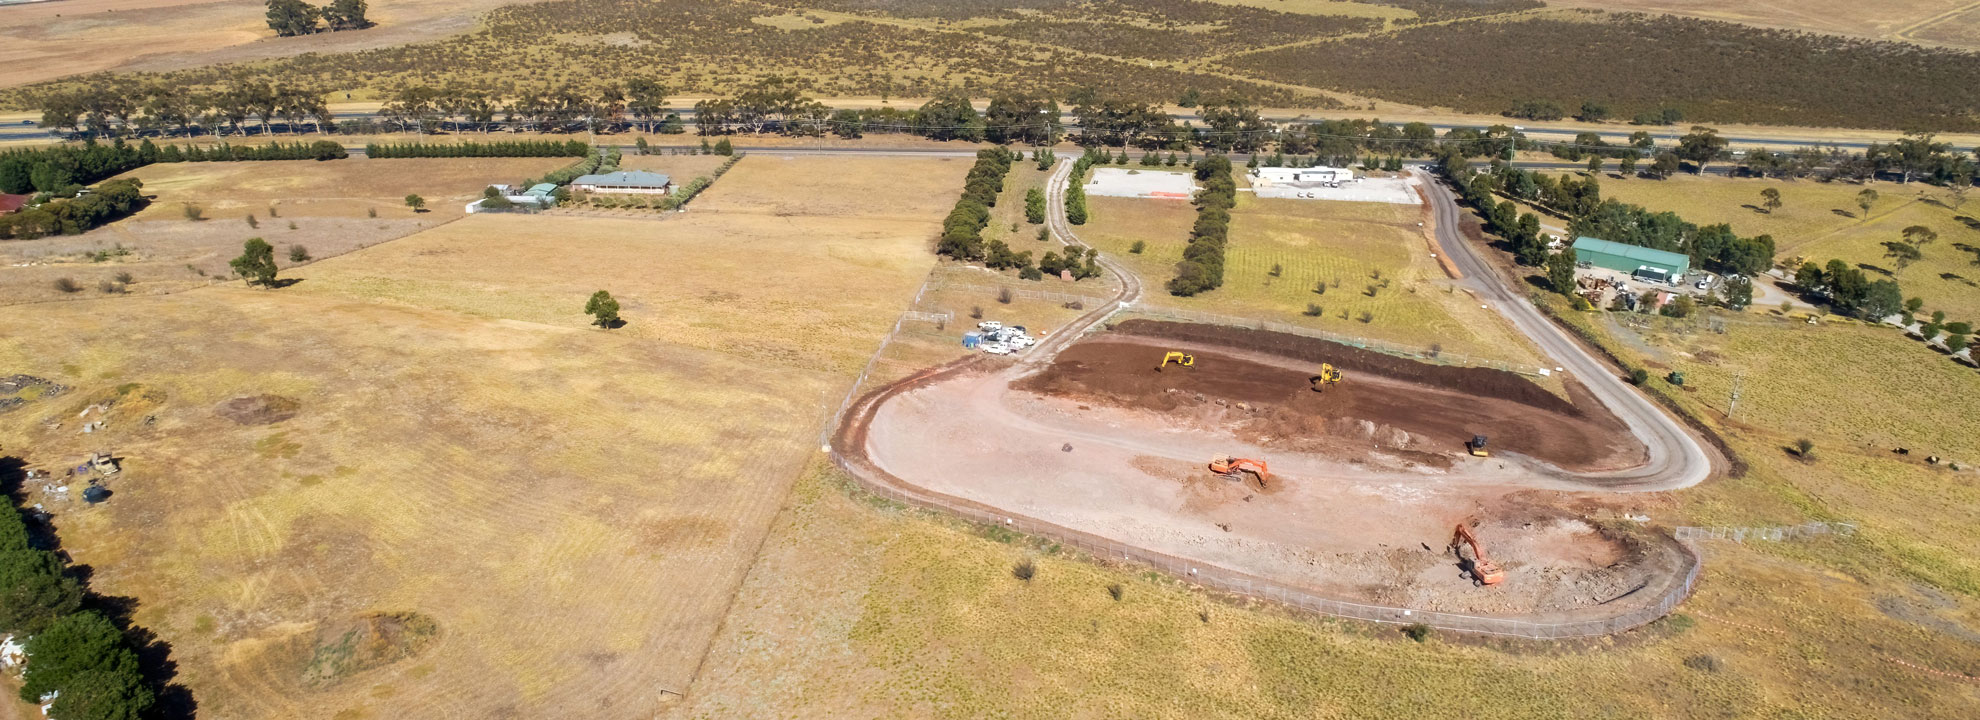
(1250, 166), (1354, 184)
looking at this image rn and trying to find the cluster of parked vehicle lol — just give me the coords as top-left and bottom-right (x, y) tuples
(967, 321), (1036, 356)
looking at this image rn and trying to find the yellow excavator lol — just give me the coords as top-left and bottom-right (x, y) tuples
(1158, 351), (1195, 370)
(1309, 363), (1342, 392)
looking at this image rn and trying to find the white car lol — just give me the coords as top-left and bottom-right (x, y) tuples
(1009, 336), (1035, 348)
(977, 321), (1002, 332)
(982, 343), (1012, 355)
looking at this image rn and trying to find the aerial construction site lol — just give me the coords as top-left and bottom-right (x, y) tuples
(832, 166), (1718, 634)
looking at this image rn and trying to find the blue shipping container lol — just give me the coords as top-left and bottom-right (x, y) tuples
(962, 331), (982, 349)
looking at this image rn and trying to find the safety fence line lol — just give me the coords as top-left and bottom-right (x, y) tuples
(1882, 656), (1980, 684)
(814, 274), (939, 446)
(1672, 522), (1857, 543)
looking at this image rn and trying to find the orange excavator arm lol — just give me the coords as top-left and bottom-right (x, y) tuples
(1451, 524), (1506, 586)
(1209, 455), (1272, 486)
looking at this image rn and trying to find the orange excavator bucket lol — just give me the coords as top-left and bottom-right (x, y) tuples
(1451, 524), (1505, 586)
(1209, 455), (1271, 487)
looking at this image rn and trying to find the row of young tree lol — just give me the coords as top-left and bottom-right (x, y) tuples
(0, 460), (163, 718)
(1169, 156), (1236, 297)
(362, 139), (592, 159)
(935, 149), (1016, 262)
(265, 0), (370, 37)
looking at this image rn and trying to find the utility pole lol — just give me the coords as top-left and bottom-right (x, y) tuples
(1728, 373), (1746, 418)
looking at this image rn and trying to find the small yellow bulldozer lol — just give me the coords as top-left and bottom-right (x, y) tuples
(1309, 363), (1342, 392)
(1157, 351), (1195, 370)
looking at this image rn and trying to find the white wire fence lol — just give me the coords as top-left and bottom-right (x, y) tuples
(1674, 522), (1857, 543)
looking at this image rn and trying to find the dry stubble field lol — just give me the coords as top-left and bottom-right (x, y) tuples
(0, 154), (965, 718)
(1596, 173), (1980, 321)
(0, 0), (548, 88)
(1074, 182), (1548, 368)
(0, 156), (570, 305)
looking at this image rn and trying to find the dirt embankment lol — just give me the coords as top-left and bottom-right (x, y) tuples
(1110, 319), (1579, 416)
(1016, 329), (1641, 471)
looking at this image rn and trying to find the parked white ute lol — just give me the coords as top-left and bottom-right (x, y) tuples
(977, 321), (1003, 331)
(981, 343), (1013, 355)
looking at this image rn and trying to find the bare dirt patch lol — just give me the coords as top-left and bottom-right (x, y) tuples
(214, 394), (299, 425)
(300, 611), (441, 688)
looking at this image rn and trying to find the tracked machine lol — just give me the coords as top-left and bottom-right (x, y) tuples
(1450, 523), (1506, 586)
(1209, 455), (1271, 487)
(1157, 351), (1195, 370)
(1309, 363), (1342, 392)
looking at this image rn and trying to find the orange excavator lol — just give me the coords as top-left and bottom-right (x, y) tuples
(1450, 524), (1505, 586)
(1209, 455), (1271, 487)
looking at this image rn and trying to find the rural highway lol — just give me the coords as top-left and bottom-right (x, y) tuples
(4, 110), (1957, 152)
(1413, 169), (1714, 491)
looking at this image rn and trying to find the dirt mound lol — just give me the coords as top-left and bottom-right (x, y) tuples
(301, 611), (440, 688)
(216, 394), (301, 425)
(1110, 319), (1579, 416)
(1016, 337), (1638, 470)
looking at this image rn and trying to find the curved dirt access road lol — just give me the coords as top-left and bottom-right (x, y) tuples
(827, 160), (1712, 632)
(1413, 169), (1714, 492)
(1038, 156), (1144, 352)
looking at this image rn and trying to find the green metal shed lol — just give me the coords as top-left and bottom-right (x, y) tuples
(1571, 236), (1690, 281)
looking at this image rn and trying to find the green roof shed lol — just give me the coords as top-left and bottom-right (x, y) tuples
(1571, 236), (1690, 279)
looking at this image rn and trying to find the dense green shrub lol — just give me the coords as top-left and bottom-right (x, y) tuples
(1168, 155), (1233, 296)
(936, 148), (1015, 260)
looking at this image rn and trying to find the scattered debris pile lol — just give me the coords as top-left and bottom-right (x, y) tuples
(0, 375), (67, 413)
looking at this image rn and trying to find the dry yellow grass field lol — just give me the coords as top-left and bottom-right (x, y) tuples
(1074, 184), (1547, 367)
(0, 155), (964, 719)
(1597, 174), (1980, 321)
(0, 0), (546, 88)
(0, 157), (569, 305)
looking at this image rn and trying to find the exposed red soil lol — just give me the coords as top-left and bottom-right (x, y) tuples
(1110, 319), (1579, 415)
(1015, 332), (1640, 472)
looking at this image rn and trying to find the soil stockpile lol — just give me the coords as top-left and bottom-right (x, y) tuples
(1109, 319), (1579, 416)
(1016, 336), (1640, 471)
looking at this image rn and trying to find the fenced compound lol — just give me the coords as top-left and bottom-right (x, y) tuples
(1114, 306), (1549, 376)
